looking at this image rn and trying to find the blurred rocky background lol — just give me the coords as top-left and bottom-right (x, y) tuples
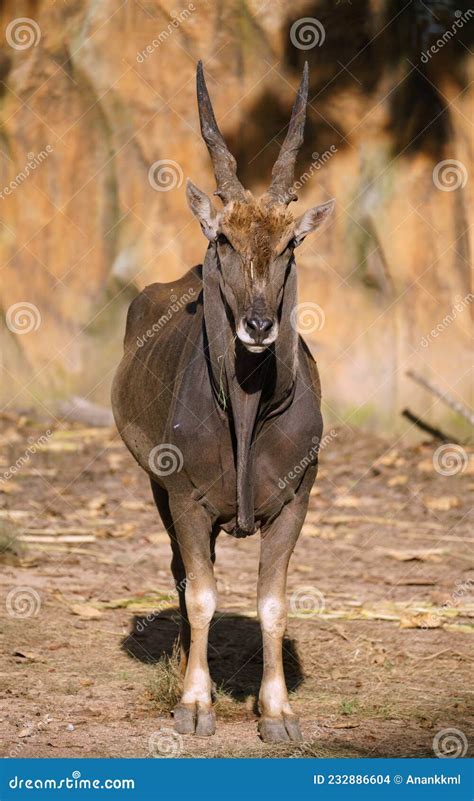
(0, 0), (472, 436)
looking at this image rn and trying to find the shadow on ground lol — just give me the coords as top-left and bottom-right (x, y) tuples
(121, 609), (303, 700)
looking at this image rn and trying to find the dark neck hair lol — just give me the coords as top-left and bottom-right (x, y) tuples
(202, 243), (299, 534)
(203, 244), (298, 412)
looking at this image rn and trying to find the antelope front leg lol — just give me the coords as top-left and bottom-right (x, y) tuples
(170, 501), (217, 737)
(257, 496), (309, 743)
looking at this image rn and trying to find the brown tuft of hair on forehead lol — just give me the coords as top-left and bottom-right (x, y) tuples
(220, 199), (294, 278)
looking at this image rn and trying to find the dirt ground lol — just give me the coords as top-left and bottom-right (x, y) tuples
(0, 413), (473, 759)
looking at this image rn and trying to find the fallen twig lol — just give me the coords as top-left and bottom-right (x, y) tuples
(320, 514), (444, 531)
(406, 369), (474, 426)
(24, 527), (98, 535)
(404, 648), (453, 661)
(19, 535), (96, 543)
(402, 408), (457, 442)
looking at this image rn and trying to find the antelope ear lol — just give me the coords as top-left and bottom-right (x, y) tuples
(294, 199), (335, 246)
(186, 179), (219, 241)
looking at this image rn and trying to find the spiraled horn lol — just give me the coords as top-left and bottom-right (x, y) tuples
(262, 62), (309, 206)
(196, 60), (246, 204)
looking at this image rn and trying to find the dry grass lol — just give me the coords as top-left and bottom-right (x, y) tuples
(146, 647), (183, 715)
(146, 645), (248, 720)
(201, 739), (366, 759)
(214, 688), (251, 720)
(0, 522), (24, 564)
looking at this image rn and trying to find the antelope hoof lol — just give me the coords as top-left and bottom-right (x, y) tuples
(259, 715), (303, 743)
(173, 704), (195, 735)
(196, 708), (216, 737)
(173, 703), (216, 737)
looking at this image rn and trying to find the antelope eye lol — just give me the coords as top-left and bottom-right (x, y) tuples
(217, 233), (232, 248)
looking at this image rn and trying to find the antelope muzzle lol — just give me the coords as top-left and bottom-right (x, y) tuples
(237, 302), (278, 352)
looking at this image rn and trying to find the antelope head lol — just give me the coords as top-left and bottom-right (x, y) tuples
(187, 61), (335, 354)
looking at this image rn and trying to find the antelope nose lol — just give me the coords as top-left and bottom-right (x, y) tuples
(245, 316), (273, 335)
